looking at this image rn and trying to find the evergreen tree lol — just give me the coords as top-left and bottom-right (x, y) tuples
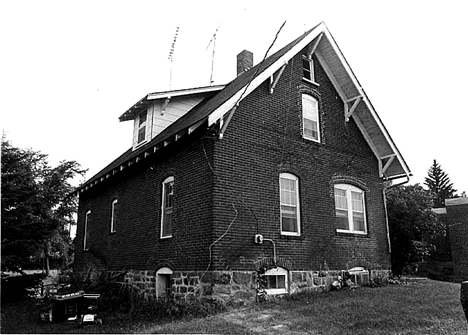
(424, 159), (457, 208)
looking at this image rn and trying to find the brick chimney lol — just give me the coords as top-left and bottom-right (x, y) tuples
(237, 50), (253, 76)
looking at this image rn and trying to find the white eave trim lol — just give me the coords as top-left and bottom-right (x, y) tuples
(208, 23), (327, 126)
(120, 85), (226, 122)
(147, 85), (225, 101)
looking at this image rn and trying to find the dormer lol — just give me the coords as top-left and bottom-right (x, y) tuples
(119, 85), (225, 150)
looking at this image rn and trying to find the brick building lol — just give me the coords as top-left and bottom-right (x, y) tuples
(73, 22), (411, 302)
(446, 198), (468, 282)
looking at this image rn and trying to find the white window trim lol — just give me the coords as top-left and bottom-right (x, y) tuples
(279, 173), (301, 236)
(137, 111), (148, 145)
(302, 54), (318, 85)
(110, 199), (118, 233)
(160, 176), (174, 239)
(301, 94), (321, 143)
(334, 184), (367, 235)
(264, 267), (289, 295)
(83, 210), (91, 251)
(156, 267), (173, 298)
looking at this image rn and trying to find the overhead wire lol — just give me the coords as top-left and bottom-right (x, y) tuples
(199, 20), (288, 280)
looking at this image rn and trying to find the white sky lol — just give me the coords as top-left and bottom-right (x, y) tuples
(1, 0), (467, 194)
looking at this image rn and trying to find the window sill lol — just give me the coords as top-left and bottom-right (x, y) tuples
(265, 288), (288, 295)
(302, 78), (320, 87)
(134, 140), (148, 150)
(302, 136), (321, 144)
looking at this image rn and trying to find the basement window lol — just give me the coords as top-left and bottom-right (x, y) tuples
(156, 267), (173, 298)
(264, 267), (288, 295)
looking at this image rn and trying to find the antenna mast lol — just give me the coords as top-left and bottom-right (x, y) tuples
(168, 26), (180, 90)
(206, 23), (221, 85)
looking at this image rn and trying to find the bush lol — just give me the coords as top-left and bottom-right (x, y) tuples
(58, 272), (226, 321)
(1, 272), (45, 302)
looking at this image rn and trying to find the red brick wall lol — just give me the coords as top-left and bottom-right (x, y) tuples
(75, 49), (391, 275)
(74, 132), (216, 273)
(447, 203), (468, 282)
(211, 51), (390, 272)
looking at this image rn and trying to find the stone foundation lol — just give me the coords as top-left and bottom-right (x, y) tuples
(110, 268), (391, 303)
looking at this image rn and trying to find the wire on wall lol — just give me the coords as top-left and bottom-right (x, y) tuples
(198, 21), (288, 280)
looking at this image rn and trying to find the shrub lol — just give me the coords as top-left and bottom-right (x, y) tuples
(1, 272), (45, 302)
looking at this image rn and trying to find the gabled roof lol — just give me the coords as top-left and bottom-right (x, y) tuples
(75, 22), (410, 195)
(119, 84), (225, 122)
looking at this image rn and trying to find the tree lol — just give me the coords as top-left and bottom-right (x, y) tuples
(1, 137), (86, 273)
(386, 184), (445, 275)
(424, 159), (457, 208)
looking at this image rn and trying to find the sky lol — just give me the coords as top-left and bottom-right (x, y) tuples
(1, 0), (467, 195)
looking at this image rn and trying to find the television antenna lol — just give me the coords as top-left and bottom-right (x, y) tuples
(167, 26), (180, 90)
(206, 23), (222, 85)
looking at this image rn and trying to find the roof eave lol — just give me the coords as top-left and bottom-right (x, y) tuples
(119, 85), (226, 122)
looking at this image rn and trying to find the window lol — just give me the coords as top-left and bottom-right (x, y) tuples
(334, 184), (367, 234)
(110, 199), (118, 233)
(137, 111), (148, 144)
(264, 267), (288, 294)
(302, 94), (320, 142)
(280, 173), (300, 236)
(83, 210), (91, 251)
(156, 267), (173, 298)
(302, 55), (315, 82)
(161, 176), (174, 239)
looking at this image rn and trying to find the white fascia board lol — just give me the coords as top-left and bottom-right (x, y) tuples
(208, 23), (326, 126)
(147, 85), (225, 101)
(322, 25), (411, 177)
(321, 27), (364, 97)
(359, 95), (411, 177)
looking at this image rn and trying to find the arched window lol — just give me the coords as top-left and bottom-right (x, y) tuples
(334, 184), (367, 234)
(110, 199), (118, 233)
(302, 94), (320, 142)
(83, 210), (91, 251)
(161, 176), (174, 239)
(264, 267), (289, 294)
(279, 173), (300, 236)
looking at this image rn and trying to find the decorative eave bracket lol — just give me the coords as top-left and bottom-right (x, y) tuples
(269, 62), (287, 94)
(219, 104), (238, 139)
(345, 95), (362, 122)
(379, 153), (397, 178)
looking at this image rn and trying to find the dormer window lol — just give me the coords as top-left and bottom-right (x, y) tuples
(137, 111), (148, 144)
(302, 55), (314, 82)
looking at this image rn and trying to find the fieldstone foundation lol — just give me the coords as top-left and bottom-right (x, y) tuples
(109, 268), (391, 303)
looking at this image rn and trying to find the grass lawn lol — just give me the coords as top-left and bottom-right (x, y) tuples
(1, 279), (467, 334)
